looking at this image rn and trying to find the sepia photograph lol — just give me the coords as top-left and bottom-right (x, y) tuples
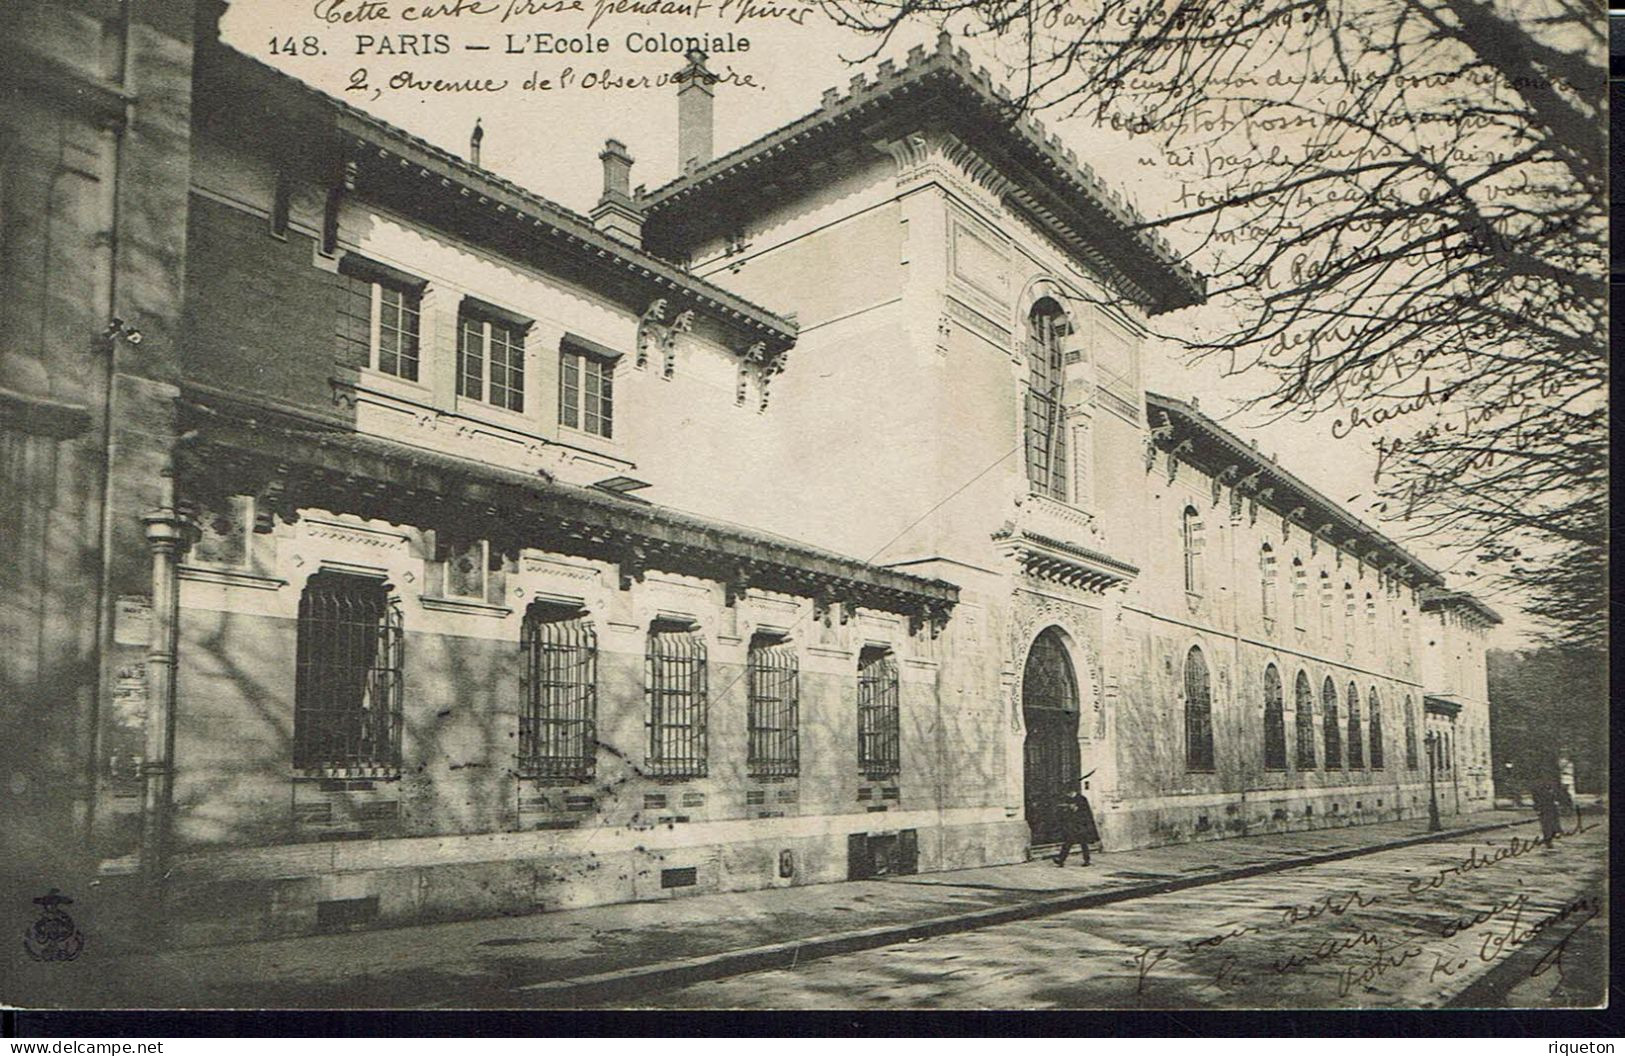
(0, 0), (1609, 1023)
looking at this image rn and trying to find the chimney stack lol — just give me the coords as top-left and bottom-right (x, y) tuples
(590, 138), (644, 245)
(677, 49), (714, 174)
(470, 118), (485, 166)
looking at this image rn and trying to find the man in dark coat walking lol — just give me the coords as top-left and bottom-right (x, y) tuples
(1054, 776), (1100, 867)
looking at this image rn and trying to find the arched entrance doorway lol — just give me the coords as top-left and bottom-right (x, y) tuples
(1022, 627), (1082, 845)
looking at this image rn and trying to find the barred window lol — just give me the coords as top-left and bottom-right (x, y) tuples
(1294, 670), (1316, 769)
(1023, 299), (1069, 501)
(1184, 646), (1214, 772)
(1368, 687), (1385, 770)
(1259, 544), (1278, 621)
(1322, 676), (1342, 769)
(560, 341), (614, 438)
(1291, 558), (1308, 629)
(1183, 507), (1205, 594)
(337, 262), (422, 382)
(294, 572), (403, 775)
(1404, 696), (1419, 769)
(747, 634), (799, 778)
(1263, 663), (1286, 770)
(646, 620), (707, 778)
(1346, 682), (1364, 769)
(857, 646), (900, 778)
(458, 307), (527, 412)
(520, 603), (597, 781)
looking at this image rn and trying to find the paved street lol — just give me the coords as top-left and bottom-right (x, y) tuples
(630, 815), (1607, 1010)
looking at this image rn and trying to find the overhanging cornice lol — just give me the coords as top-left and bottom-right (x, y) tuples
(994, 529), (1140, 593)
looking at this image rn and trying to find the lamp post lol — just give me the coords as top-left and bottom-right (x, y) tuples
(1425, 730), (1441, 832)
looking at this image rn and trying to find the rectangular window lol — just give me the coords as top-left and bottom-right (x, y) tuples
(646, 621), (707, 778)
(520, 605), (597, 781)
(858, 646), (900, 778)
(295, 572), (404, 775)
(337, 259), (423, 382)
(559, 337), (615, 438)
(747, 635), (799, 778)
(192, 494), (254, 569)
(441, 538), (487, 600)
(458, 304), (527, 412)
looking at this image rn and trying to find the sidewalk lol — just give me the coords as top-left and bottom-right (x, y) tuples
(17, 808), (1535, 1009)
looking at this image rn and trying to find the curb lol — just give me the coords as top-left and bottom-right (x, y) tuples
(514, 815), (1533, 1007)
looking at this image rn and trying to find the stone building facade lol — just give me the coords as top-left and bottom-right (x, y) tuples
(2, 6), (1500, 946)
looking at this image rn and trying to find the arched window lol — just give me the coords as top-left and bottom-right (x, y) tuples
(1184, 646), (1214, 771)
(1291, 558), (1308, 628)
(1367, 688), (1384, 770)
(1182, 506), (1205, 594)
(520, 602), (597, 781)
(1294, 670), (1316, 768)
(1319, 572), (1334, 637)
(647, 619), (708, 777)
(858, 645), (901, 778)
(295, 571), (404, 775)
(1346, 682), (1364, 768)
(1259, 544), (1278, 621)
(1023, 299), (1069, 500)
(1404, 696), (1419, 769)
(1343, 582), (1356, 644)
(1322, 676), (1342, 769)
(1263, 664), (1286, 770)
(747, 633), (799, 777)
(1365, 591), (1377, 629)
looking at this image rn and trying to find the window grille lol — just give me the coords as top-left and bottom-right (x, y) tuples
(294, 572), (403, 775)
(1294, 670), (1316, 768)
(1260, 544), (1278, 621)
(1023, 300), (1068, 501)
(1263, 664), (1286, 770)
(520, 604), (597, 781)
(458, 312), (526, 412)
(1182, 507), (1205, 594)
(1184, 646), (1214, 772)
(857, 646), (900, 778)
(646, 621), (707, 778)
(1322, 676), (1342, 769)
(1368, 688), (1384, 770)
(559, 344), (614, 438)
(1346, 683), (1364, 768)
(1404, 695), (1417, 770)
(747, 635), (799, 778)
(1291, 559), (1308, 628)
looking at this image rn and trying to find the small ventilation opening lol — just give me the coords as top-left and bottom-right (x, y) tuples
(661, 866), (698, 889)
(316, 896), (378, 931)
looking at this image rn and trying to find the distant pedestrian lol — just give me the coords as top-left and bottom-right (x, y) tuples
(1532, 778), (1560, 845)
(1054, 782), (1099, 867)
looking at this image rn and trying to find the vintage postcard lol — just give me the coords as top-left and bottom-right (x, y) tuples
(0, 0), (1607, 1015)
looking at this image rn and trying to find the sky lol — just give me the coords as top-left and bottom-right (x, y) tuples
(219, 0), (1528, 645)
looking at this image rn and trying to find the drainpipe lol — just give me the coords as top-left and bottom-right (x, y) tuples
(138, 468), (191, 903)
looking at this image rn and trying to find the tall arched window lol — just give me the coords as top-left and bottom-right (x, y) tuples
(1322, 676), (1342, 769)
(1291, 558), (1308, 628)
(1343, 582), (1356, 645)
(1184, 646), (1214, 771)
(1365, 592), (1377, 629)
(1345, 681), (1364, 768)
(1182, 506), (1205, 594)
(1294, 670), (1316, 768)
(1404, 696), (1419, 769)
(1319, 572), (1334, 637)
(1024, 299), (1069, 500)
(1263, 664), (1287, 770)
(1368, 687), (1385, 770)
(1259, 544), (1278, 621)
(295, 571), (404, 775)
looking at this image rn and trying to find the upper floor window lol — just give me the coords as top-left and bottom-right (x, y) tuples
(337, 257), (423, 382)
(519, 602), (597, 781)
(1263, 663), (1287, 771)
(1023, 299), (1069, 501)
(1259, 544), (1278, 621)
(294, 571), (403, 775)
(1182, 506), (1205, 594)
(1404, 696), (1419, 769)
(1294, 670), (1316, 769)
(1319, 572), (1334, 637)
(858, 645), (901, 778)
(1184, 646), (1214, 772)
(747, 634), (799, 778)
(1364, 591), (1377, 630)
(646, 619), (707, 778)
(1368, 688), (1385, 770)
(1343, 582), (1356, 644)
(1322, 676), (1342, 769)
(559, 335), (615, 438)
(1345, 681), (1364, 769)
(457, 300), (528, 412)
(1291, 559), (1308, 629)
